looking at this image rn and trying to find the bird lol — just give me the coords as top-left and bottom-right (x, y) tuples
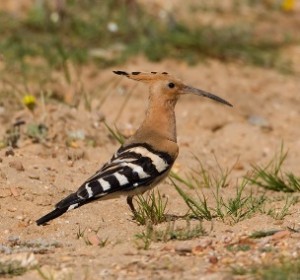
(36, 71), (232, 226)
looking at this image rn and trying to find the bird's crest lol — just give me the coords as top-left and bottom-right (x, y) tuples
(113, 70), (173, 82)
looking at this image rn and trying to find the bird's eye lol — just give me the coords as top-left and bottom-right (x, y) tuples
(168, 82), (175, 88)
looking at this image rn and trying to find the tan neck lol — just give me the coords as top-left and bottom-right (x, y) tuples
(135, 96), (178, 143)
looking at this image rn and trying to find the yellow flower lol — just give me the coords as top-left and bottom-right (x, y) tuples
(22, 94), (36, 111)
(281, 0), (295, 12)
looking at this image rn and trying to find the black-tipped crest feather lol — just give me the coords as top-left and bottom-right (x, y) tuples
(113, 70), (129, 76)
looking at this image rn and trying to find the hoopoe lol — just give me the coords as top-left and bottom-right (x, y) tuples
(36, 71), (232, 226)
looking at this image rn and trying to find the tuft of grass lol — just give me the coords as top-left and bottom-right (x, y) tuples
(135, 223), (153, 250)
(264, 195), (298, 220)
(98, 238), (109, 248)
(220, 179), (266, 223)
(0, 250), (38, 277)
(232, 258), (300, 279)
(0, 262), (28, 277)
(76, 226), (87, 240)
(134, 190), (168, 226)
(248, 146), (300, 192)
(171, 161), (265, 224)
(26, 123), (48, 143)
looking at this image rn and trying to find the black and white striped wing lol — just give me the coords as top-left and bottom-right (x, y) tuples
(74, 143), (174, 200)
(36, 143), (174, 225)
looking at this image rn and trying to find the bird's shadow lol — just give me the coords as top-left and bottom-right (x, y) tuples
(128, 213), (192, 225)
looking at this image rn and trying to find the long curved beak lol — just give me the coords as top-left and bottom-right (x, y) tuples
(182, 86), (233, 107)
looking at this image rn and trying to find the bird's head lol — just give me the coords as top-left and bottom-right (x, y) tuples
(113, 70), (232, 107)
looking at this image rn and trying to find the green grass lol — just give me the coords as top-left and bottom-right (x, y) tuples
(171, 161), (265, 224)
(0, 262), (28, 277)
(171, 148), (300, 224)
(134, 190), (168, 226)
(172, 178), (213, 220)
(103, 121), (126, 145)
(76, 226), (87, 240)
(232, 259), (300, 280)
(263, 195), (298, 220)
(0, 0), (295, 76)
(248, 146), (300, 192)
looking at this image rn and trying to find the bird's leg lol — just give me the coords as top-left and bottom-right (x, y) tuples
(127, 196), (137, 217)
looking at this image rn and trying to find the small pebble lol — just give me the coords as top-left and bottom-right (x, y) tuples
(175, 244), (193, 255)
(87, 233), (100, 246)
(192, 240), (213, 254)
(5, 148), (14, 157)
(67, 149), (85, 161)
(271, 230), (291, 241)
(28, 173), (40, 180)
(15, 215), (24, 220)
(192, 245), (205, 255)
(161, 245), (174, 252)
(248, 115), (271, 130)
(10, 187), (20, 197)
(209, 255), (218, 264)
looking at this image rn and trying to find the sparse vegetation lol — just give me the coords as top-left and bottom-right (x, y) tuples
(171, 150), (300, 224)
(171, 161), (266, 224)
(264, 195), (298, 220)
(103, 121), (126, 145)
(134, 190), (168, 226)
(0, 0), (297, 78)
(76, 226), (87, 240)
(232, 258), (300, 279)
(0, 261), (28, 277)
(172, 178), (213, 220)
(248, 146), (300, 192)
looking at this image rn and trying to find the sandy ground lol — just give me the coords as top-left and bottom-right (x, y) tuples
(0, 56), (300, 279)
(1, 1), (300, 279)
